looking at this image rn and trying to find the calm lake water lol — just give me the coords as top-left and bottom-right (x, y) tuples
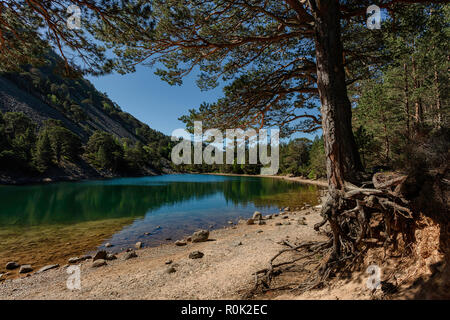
(0, 174), (320, 273)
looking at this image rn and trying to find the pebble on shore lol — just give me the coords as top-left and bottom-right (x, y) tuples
(191, 230), (209, 243)
(189, 251), (204, 259)
(19, 265), (33, 274)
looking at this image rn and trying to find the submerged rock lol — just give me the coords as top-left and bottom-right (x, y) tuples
(191, 230), (209, 243)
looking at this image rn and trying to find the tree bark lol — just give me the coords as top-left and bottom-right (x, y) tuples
(434, 66), (442, 129)
(411, 56), (423, 125)
(311, 0), (363, 191)
(403, 63), (411, 138)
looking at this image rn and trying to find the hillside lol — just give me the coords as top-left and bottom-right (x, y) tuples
(0, 54), (173, 184)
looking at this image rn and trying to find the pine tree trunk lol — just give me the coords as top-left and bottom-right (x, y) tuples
(412, 56), (423, 125)
(404, 63), (411, 138)
(312, 0), (363, 191)
(434, 67), (442, 129)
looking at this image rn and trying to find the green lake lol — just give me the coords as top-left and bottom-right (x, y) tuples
(0, 174), (320, 274)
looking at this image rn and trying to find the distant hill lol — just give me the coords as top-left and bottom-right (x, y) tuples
(0, 53), (173, 184)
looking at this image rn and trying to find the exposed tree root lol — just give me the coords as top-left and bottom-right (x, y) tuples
(247, 172), (420, 298)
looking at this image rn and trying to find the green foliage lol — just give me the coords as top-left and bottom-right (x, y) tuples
(84, 131), (125, 172)
(34, 131), (53, 173)
(352, 4), (449, 170)
(43, 120), (82, 162)
(0, 112), (36, 170)
(279, 138), (312, 176)
(308, 137), (326, 179)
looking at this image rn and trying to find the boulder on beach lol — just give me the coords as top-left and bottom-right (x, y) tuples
(189, 251), (204, 259)
(106, 253), (117, 261)
(252, 211), (262, 220)
(246, 218), (255, 225)
(123, 251), (138, 260)
(93, 250), (107, 261)
(135, 242), (143, 249)
(19, 265), (33, 274)
(165, 266), (176, 274)
(175, 240), (187, 246)
(5, 262), (19, 270)
(92, 259), (107, 268)
(191, 230), (209, 243)
(68, 257), (82, 264)
(36, 264), (59, 274)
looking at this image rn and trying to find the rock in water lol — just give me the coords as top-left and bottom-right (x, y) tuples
(92, 259), (107, 268)
(5, 262), (19, 270)
(252, 211), (262, 220)
(105, 243), (113, 248)
(191, 230), (209, 243)
(123, 251), (138, 260)
(19, 265), (33, 274)
(175, 240), (187, 246)
(93, 250), (107, 261)
(189, 251), (204, 259)
(36, 264), (59, 274)
(135, 242), (143, 249)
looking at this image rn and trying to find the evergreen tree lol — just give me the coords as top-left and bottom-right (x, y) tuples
(34, 131), (53, 172)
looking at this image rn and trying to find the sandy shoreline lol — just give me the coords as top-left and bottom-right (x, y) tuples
(0, 206), (342, 300)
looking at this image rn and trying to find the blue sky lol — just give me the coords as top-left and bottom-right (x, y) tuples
(86, 66), (321, 142)
(86, 65), (224, 136)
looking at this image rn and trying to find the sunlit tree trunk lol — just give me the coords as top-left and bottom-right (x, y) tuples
(312, 0), (363, 192)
